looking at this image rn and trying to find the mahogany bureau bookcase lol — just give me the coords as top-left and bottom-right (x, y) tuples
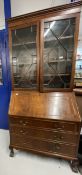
(8, 1), (82, 173)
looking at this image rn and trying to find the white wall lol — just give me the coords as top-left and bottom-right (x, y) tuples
(11, 0), (69, 17)
(0, 0), (5, 30)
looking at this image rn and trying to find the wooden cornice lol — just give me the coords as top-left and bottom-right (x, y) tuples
(8, 1), (82, 26)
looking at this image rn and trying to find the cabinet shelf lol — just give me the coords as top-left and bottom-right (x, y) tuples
(48, 59), (71, 63)
(13, 63), (36, 66)
(75, 69), (82, 71)
(12, 41), (36, 47)
(75, 77), (82, 79)
(12, 35), (73, 47)
(14, 73), (70, 77)
(75, 59), (82, 61)
(12, 59), (71, 66)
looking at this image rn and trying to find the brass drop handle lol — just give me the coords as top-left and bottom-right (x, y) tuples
(23, 142), (26, 145)
(59, 135), (64, 139)
(23, 123), (27, 126)
(56, 145), (60, 150)
(54, 135), (57, 139)
(54, 124), (58, 128)
(62, 125), (64, 129)
(24, 121), (28, 125)
(20, 120), (23, 124)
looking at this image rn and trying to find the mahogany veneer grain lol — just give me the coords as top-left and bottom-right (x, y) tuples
(8, 91), (81, 172)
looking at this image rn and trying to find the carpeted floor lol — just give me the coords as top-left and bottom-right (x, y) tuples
(0, 129), (81, 175)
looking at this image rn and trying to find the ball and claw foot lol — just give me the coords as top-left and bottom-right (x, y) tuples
(10, 148), (14, 157)
(70, 160), (79, 173)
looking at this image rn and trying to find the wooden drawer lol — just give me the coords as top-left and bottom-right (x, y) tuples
(10, 135), (77, 157)
(10, 126), (78, 145)
(10, 117), (79, 133)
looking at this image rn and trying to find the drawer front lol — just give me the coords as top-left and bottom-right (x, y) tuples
(10, 117), (79, 133)
(10, 135), (77, 157)
(10, 126), (78, 145)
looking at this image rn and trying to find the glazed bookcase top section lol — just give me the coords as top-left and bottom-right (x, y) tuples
(7, 1), (82, 28)
(8, 2), (81, 91)
(10, 15), (77, 91)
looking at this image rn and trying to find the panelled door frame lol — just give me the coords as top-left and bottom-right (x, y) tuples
(9, 21), (40, 91)
(40, 12), (80, 92)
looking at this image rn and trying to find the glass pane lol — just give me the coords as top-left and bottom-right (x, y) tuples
(43, 18), (75, 89)
(12, 25), (37, 89)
